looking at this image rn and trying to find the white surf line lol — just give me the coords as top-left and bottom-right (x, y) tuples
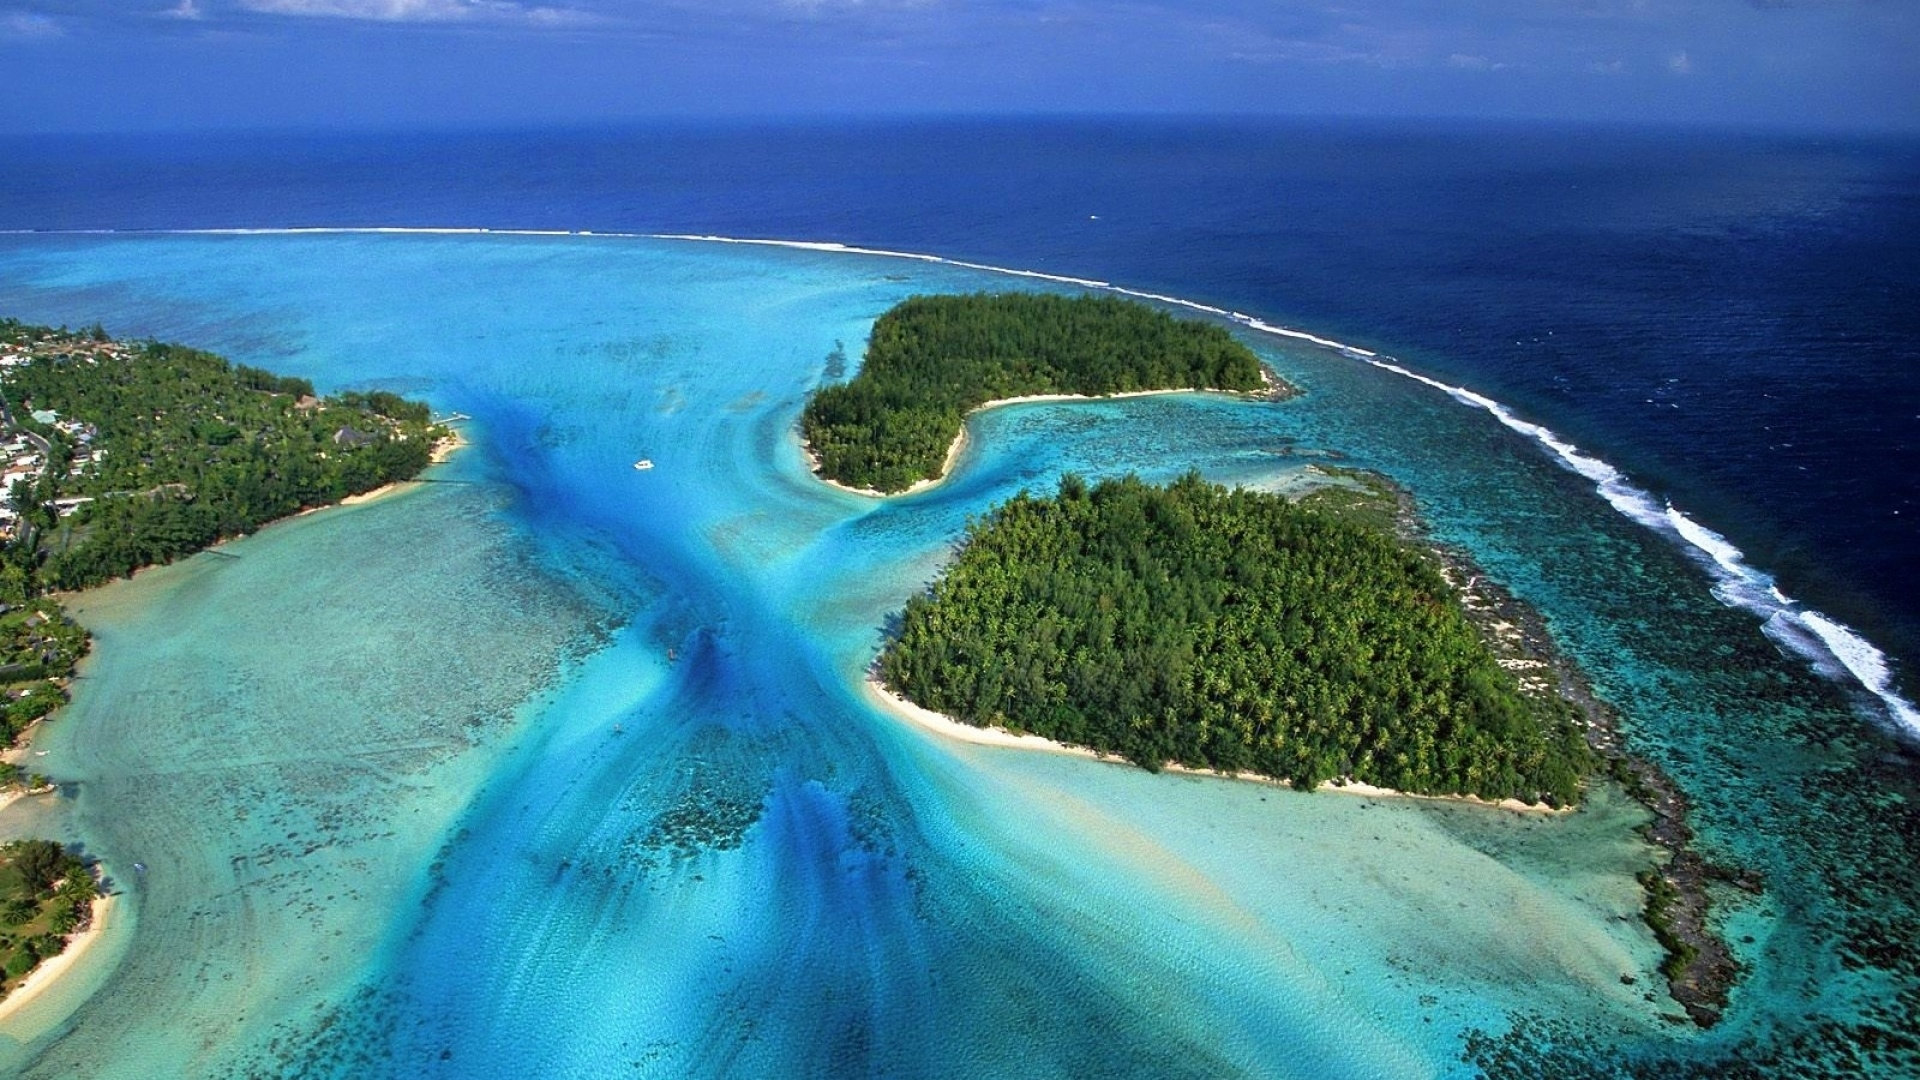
(648, 234), (1381, 355)
(1363, 361), (1920, 738)
(13, 225), (1916, 735)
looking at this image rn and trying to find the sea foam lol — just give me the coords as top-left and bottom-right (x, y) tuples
(1353, 364), (1920, 741)
(17, 225), (1915, 739)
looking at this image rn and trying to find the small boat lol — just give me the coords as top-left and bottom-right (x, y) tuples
(133, 862), (146, 874)
(633, 459), (654, 471)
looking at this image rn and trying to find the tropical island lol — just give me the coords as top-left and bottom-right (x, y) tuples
(800, 292), (1285, 493)
(873, 465), (1751, 1022)
(878, 472), (1594, 806)
(812, 295), (1589, 805)
(0, 317), (450, 1000)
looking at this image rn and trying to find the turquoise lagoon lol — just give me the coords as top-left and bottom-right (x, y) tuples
(0, 234), (1911, 1077)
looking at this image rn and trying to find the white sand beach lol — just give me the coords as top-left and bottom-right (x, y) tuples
(864, 676), (1567, 814)
(0, 892), (117, 1026)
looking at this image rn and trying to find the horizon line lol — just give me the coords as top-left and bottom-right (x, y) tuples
(5, 111), (1918, 141)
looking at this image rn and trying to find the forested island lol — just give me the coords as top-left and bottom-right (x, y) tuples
(801, 293), (1282, 493)
(878, 472), (1594, 806)
(878, 465), (1750, 1022)
(0, 318), (449, 998)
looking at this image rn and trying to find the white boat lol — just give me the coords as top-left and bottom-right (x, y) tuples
(633, 459), (654, 471)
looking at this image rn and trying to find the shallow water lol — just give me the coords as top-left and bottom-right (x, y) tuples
(0, 233), (1913, 1077)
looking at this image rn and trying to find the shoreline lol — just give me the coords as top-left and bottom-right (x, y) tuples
(1368, 472), (1756, 1025)
(804, 379), (1282, 499)
(0, 892), (115, 1026)
(300, 426), (468, 515)
(3, 428), (469, 1023)
(863, 676), (1568, 814)
(48, 427), (474, 598)
(802, 421), (970, 499)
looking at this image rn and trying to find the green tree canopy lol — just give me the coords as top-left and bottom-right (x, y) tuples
(880, 473), (1593, 806)
(802, 293), (1275, 492)
(1, 323), (445, 590)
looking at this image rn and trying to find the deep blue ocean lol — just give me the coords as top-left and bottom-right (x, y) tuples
(0, 118), (1917, 1078)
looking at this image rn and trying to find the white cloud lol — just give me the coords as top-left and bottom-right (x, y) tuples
(1228, 40), (1380, 65)
(1, 9), (61, 36)
(1207, 20), (1388, 67)
(239, 0), (473, 19)
(237, 0), (596, 25)
(160, 0), (204, 18)
(1447, 52), (1495, 71)
(778, 0), (935, 14)
(1588, 59), (1625, 75)
(1667, 49), (1692, 74)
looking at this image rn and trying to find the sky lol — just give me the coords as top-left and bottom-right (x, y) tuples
(0, 0), (1915, 133)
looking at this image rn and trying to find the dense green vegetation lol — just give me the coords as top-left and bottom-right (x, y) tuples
(1, 320), (445, 590)
(880, 473), (1593, 806)
(0, 599), (88, 745)
(0, 839), (97, 994)
(802, 293), (1274, 493)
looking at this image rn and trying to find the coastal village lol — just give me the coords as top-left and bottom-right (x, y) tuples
(0, 333), (107, 541)
(0, 328), (102, 763)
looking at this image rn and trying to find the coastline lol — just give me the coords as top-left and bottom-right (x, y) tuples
(0, 892), (115, 1026)
(1, 426), (469, 1026)
(1400, 487), (1756, 1026)
(802, 420), (970, 499)
(863, 676), (1569, 815)
(302, 426), (467, 514)
(804, 379), (1282, 499)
